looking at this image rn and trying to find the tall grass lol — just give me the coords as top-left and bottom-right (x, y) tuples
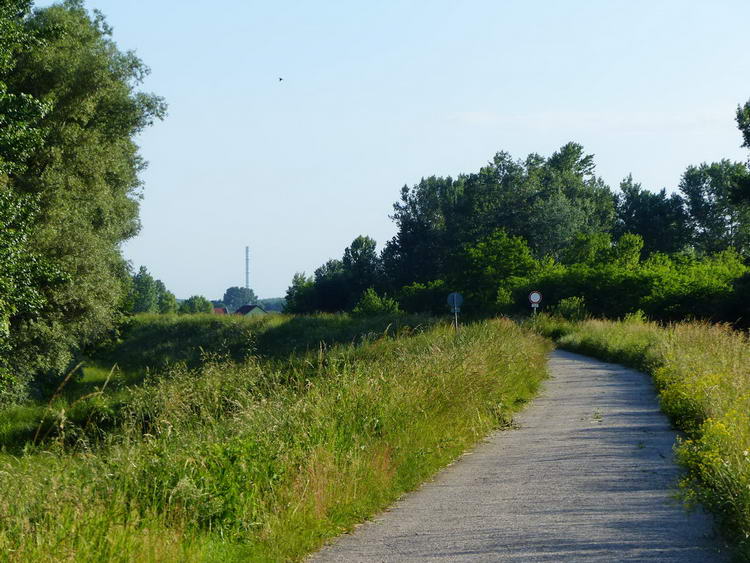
(532, 314), (750, 560)
(1, 318), (550, 561)
(96, 312), (435, 371)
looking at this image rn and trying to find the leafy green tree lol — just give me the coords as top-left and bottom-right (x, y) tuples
(0, 190), (63, 402)
(222, 286), (257, 312)
(680, 160), (750, 254)
(455, 229), (538, 310)
(561, 233), (612, 265)
(615, 175), (691, 255)
(0, 0), (48, 176)
(608, 233), (644, 267)
(738, 99), (750, 152)
(155, 280), (177, 314)
(3, 2), (165, 387)
(383, 176), (461, 288)
(178, 295), (213, 315)
(342, 235), (381, 306)
(284, 273), (315, 314)
(131, 266), (158, 313)
(312, 259), (348, 312)
(385, 143), (616, 287)
(730, 98), (750, 204)
(289, 235), (386, 314)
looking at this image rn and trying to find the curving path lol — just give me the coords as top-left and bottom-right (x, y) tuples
(311, 350), (727, 562)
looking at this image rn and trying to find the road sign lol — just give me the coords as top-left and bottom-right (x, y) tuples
(447, 292), (463, 329)
(529, 290), (542, 315)
(447, 292), (463, 311)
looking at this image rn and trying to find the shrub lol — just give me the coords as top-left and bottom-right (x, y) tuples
(550, 296), (588, 321)
(352, 288), (400, 317)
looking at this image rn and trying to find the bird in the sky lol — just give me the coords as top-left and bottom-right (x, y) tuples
(278, 77), (283, 82)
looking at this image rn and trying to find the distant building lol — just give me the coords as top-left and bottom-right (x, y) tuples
(235, 304), (266, 316)
(213, 307), (229, 315)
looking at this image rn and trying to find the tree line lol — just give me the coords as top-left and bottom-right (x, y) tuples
(286, 102), (750, 323)
(126, 267), (281, 315)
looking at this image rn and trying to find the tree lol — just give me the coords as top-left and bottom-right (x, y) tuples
(730, 98), (750, 204)
(0, 190), (63, 403)
(284, 273), (315, 314)
(312, 259), (348, 312)
(455, 229), (538, 309)
(383, 176), (461, 288)
(738, 99), (750, 151)
(680, 160), (750, 254)
(155, 280), (177, 314)
(615, 175), (691, 255)
(178, 295), (213, 314)
(222, 286), (257, 312)
(130, 266), (158, 313)
(3, 1), (166, 387)
(342, 235), (381, 306)
(384, 143), (616, 287)
(561, 232), (612, 265)
(0, 0), (48, 176)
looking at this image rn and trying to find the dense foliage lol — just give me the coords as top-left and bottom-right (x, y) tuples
(178, 295), (213, 315)
(0, 1), (164, 401)
(128, 266), (177, 314)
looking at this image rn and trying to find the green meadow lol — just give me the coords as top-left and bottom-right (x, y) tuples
(0, 314), (550, 561)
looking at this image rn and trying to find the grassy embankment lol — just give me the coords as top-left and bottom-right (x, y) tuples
(533, 314), (750, 560)
(0, 314), (550, 561)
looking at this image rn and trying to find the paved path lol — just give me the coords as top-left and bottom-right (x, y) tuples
(312, 350), (727, 562)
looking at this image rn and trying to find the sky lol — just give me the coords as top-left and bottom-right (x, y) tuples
(36, 0), (750, 299)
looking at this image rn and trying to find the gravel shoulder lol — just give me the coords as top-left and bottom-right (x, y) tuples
(311, 349), (727, 562)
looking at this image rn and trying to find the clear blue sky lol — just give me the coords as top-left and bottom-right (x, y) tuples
(36, 1), (750, 299)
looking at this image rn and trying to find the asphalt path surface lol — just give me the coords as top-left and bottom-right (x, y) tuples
(311, 349), (727, 562)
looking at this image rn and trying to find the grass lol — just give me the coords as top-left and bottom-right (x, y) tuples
(0, 316), (550, 561)
(0, 313), (433, 454)
(532, 313), (750, 560)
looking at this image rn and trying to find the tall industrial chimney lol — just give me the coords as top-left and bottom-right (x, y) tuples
(245, 246), (250, 290)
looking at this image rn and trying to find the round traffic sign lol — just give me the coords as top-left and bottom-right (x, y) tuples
(447, 292), (464, 308)
(528, 290), (542, 304)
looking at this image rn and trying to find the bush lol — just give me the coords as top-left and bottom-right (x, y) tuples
(352, 288), (400, 317)
(397, 280), (447, 314)
(550, 296), (588, 321)
(178, 295), (213, 314)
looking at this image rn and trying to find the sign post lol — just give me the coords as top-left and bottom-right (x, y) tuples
(528, 290), (542, 315)
(447, 292), (463, 330)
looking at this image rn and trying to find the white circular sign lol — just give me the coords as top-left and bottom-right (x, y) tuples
(528, 291), (542, 304)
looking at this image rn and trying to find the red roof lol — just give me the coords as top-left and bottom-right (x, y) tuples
(213, 307), (228, 315)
